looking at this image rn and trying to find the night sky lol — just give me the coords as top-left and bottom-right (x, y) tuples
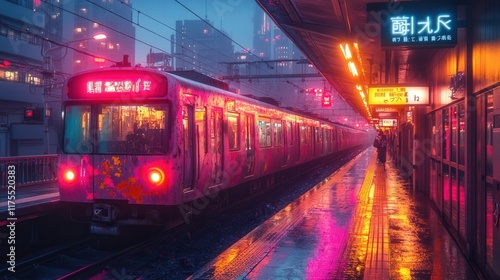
(133, 0), (259, 65)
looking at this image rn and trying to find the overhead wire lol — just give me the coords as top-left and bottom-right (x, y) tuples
(40, 0), (298, 99)
(40, 0), (226, 77)
(116, 0), (245, 66)
(85, 0), (231, 76)
(106, 0), (277, 94)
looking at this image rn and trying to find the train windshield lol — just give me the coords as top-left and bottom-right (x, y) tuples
(63, 104), (169, 154)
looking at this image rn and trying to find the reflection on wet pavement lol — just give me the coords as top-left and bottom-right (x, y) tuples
(189, 148), (478, 279)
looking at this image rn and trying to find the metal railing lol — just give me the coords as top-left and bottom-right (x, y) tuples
(0, 154), (58, 187)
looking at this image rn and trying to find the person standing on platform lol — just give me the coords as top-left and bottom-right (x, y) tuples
(373, 130), (387, 164)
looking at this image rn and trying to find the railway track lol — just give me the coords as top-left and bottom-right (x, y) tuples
(0, 225), (190, 279)
(0, 146), (366, 279)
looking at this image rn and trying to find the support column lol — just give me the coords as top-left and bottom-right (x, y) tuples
(464, 0), (476, 259)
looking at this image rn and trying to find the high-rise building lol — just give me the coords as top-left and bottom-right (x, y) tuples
(175, 19), (234, 76)
(0, 0), (134, 156)
(58, 0), (135, 74)
(0, 0), (50, 156)
(248, 7), (361, 125)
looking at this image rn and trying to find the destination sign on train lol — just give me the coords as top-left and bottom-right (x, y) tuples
(67, 70), (167, 98)
(86, 79), (152, 94)
(368, 86), (429, 105)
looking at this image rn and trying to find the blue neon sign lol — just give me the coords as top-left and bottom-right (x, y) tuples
(367, 2), (457, 48)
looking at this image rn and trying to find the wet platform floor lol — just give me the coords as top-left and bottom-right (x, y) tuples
(189, 147), (479, 279)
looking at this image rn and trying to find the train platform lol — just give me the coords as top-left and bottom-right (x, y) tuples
(189, 147), (480, 279)
(0, 182), (60, 224)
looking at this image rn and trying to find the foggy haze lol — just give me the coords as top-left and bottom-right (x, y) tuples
(133, 0), (258, 65)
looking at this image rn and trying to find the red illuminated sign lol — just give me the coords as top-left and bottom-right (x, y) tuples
(67, 70), (168, 99)
(321, 94), (332, 107)
(86, 79), (153, 94)
(0, 59), (10, 68)
(25, 109), (33, 118)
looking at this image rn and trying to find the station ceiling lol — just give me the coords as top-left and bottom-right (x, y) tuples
(256, 0), (437, 121)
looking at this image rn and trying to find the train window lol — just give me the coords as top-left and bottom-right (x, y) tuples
(63, 105), (92, 153)
(287, 122), (293, 145)
(273, 120), (283, 147)
(451, 106), (457, 162)
(228, 113), (240, 151)
(443, 108), (449, 160)
(324, 128), (330, 144)
(258, 118), (272, 147)
(300, 125), (311, 144)
(300, 125), (306, 144)
(196, 107), (207, 154)
(96, 104), (168, 154)
(486, 93), (493, 177)
(458, 103), (465, 165)
(431, 113), (437, 156)
(245, 114), (255, 152)
(315, 128), (321, 144)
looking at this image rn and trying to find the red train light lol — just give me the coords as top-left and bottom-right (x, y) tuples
(147, 167), (164, 185)
(63, 168), (76, 184)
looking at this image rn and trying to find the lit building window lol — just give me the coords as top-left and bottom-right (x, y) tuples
(75, 27), (82, 33)
(0, 70), (19, 81)
(108, 43), (114, 49)
(80, 8), (87, 14)
(116, 43), (120, 50)
(203, 29), (208, 34)
(27, 74), (41, 85)
(93, 22), (99, 28)
(75, 60), (81, 64)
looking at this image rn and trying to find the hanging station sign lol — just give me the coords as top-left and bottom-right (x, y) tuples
(367, 2), (457, 48)
(380, 119), (398, 127)
(368, 86), (429, 105)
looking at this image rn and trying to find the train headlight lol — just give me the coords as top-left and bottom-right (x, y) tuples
(147, 168), (164, 185)
(63, 169), (76, 183)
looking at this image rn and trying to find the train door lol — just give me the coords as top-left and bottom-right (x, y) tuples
(183, 105), (195, 190)
(489, 89), (500, 277)
(211, 108), (223, 186)
(282, 121), (287, 166)
(296, 124), (301, 159)
(244, 114), (255, 177)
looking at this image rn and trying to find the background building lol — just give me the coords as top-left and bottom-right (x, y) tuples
(174, 19), (234, 76)
(0, 0), (135, 156)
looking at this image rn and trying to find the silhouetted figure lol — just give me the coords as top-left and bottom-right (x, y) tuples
(373, 130), (387, 164)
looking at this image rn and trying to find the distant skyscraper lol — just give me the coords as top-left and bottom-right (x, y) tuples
(175, 19), (234, 76)
(252, 7), (310, 74)
(253, 5), (272, 60)
(60, 0), (135, 74)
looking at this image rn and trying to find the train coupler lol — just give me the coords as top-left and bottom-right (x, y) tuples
(92, 203), (117, 223)
(91, 223), (120, 235)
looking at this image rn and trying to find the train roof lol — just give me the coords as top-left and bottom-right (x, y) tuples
(68, 67), (367, 133)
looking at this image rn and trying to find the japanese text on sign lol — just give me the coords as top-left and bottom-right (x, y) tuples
(368, 86), (429, 105)
(367, 1), (457, 48)
(86, 79), (152, 94)
(390, 14), (453, 44)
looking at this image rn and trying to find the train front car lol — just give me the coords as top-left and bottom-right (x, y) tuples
(59, 68), (181, 235)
